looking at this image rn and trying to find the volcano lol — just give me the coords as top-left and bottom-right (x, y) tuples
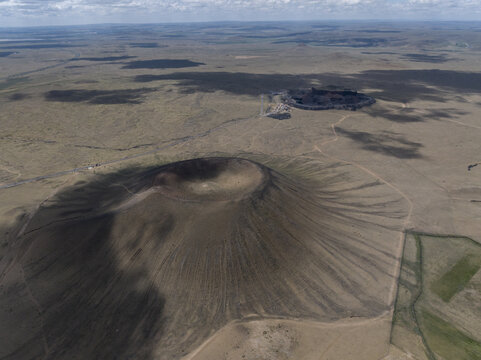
(0, 157), (405, 360)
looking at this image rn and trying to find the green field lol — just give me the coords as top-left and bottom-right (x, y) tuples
(431, 255), (481, 302)
(421, 310), (481, 360)
(391, 232), (481, 360)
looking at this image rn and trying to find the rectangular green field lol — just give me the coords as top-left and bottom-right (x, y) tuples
(431, 255), (481, 302)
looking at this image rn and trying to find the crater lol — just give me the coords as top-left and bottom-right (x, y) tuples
(285, 87), (375, 111)
(153, 158), (268, 201)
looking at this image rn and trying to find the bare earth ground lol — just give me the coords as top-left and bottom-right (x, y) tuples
(0, 22), (480, 359)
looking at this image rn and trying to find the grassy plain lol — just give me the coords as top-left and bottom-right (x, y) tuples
(0, 21), (480, 360)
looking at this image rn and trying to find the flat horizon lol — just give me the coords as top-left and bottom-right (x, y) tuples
(1, 19), (481, 30)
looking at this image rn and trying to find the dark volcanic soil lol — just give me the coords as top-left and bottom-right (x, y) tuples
(0, 157), (403, 360)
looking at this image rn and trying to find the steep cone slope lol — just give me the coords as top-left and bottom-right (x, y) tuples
(0, 157), (407, 360)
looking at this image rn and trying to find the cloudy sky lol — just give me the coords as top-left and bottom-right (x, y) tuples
(0, 0), (480, 27)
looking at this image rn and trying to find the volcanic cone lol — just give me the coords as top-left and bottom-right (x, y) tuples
(0, 157), (406, 360)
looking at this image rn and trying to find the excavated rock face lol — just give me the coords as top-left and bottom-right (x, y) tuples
(0, 157), (406, 360)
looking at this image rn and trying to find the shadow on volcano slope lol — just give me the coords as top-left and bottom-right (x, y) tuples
(134, 69), (481, 102)
(0, 168), (166, 360)
(0, 157), (407, 360)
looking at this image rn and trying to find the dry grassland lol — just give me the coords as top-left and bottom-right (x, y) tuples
(0, 22), (480, 360)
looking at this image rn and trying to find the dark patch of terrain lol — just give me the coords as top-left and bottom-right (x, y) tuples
(267, 113), (291, 120)
(366, 107), (469, 123)
(336, 129), (423, 159)
(358, 69), (481, 97)
(361, 51), (398, 55)
(8, 93), (29, 101)
(129, 43), (166, 48)
(274, 37), (391, 47)
(360, 30), (401, 33)
(468, 163), (479, 171)
(123, 59), (204, 69)
(159, 34), (185, 38)
(45, 88), (156, 104)
(402, 53), (450, 63)
(0, 44), (83, 49)
(242, 31), (314, 39)
(73, 56), (136, 61)
(0, 52), (14, 57)
(0, 39), (64, 44)
(134, 72), (308, 95)
(310, 25), (339, 30)
(235, 25), (285, 31)
(74, 80), (99, 84)
(134, 69), (481, 103)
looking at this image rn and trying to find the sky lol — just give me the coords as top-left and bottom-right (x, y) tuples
(0, 0), (480, 27)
